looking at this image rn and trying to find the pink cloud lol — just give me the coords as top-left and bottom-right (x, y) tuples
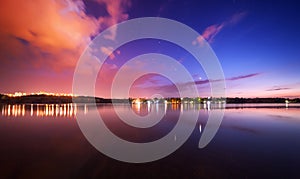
(0, 0), (131, 94)
(0, 0), (131, 70)
(100, 46), (116, 60)
(195, 11), (248, 44)
(96, 0), (131, 40)
(201, 23), (225, 43)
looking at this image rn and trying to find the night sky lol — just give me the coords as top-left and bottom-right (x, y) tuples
(0, 0), (299, 98)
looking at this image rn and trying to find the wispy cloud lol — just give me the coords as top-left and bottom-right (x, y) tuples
(227, 73), (260, 81)
(266, 87), (291, 91)
(193, 72), (260, 84)
(133, 72), (260, 97)
(97, 0), (131, 40)
(100, 46), (116, 60)
(198, 11), (248, 43)
(201, 23), (225, 44)
(228, 11), (248, 24)
(157, 0), (172, 16)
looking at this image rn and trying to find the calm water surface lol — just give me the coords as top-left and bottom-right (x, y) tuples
(0, 103), (300, 178)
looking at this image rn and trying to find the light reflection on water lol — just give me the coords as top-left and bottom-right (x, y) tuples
(0, 103), (89, 117)
(1, 103), (299, 118)
(0, 103), (220, 118)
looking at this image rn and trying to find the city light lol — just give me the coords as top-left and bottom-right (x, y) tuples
(5, 91), (77, 97)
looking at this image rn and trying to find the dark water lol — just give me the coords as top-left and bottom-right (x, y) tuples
(0, 103), (300, 178)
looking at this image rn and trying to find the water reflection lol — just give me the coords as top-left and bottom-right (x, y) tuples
(0, 103), (86, 117)
(1, 103), (298, 118)
(129, 103), (204, 116)
(1, 104), (26, 117)
(0, 103), (236, 118)
(1, 103), (300, 178)
(130, 103), (215, 115)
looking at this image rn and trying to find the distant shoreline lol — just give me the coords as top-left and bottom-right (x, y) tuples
(0, 94), (299, 104)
